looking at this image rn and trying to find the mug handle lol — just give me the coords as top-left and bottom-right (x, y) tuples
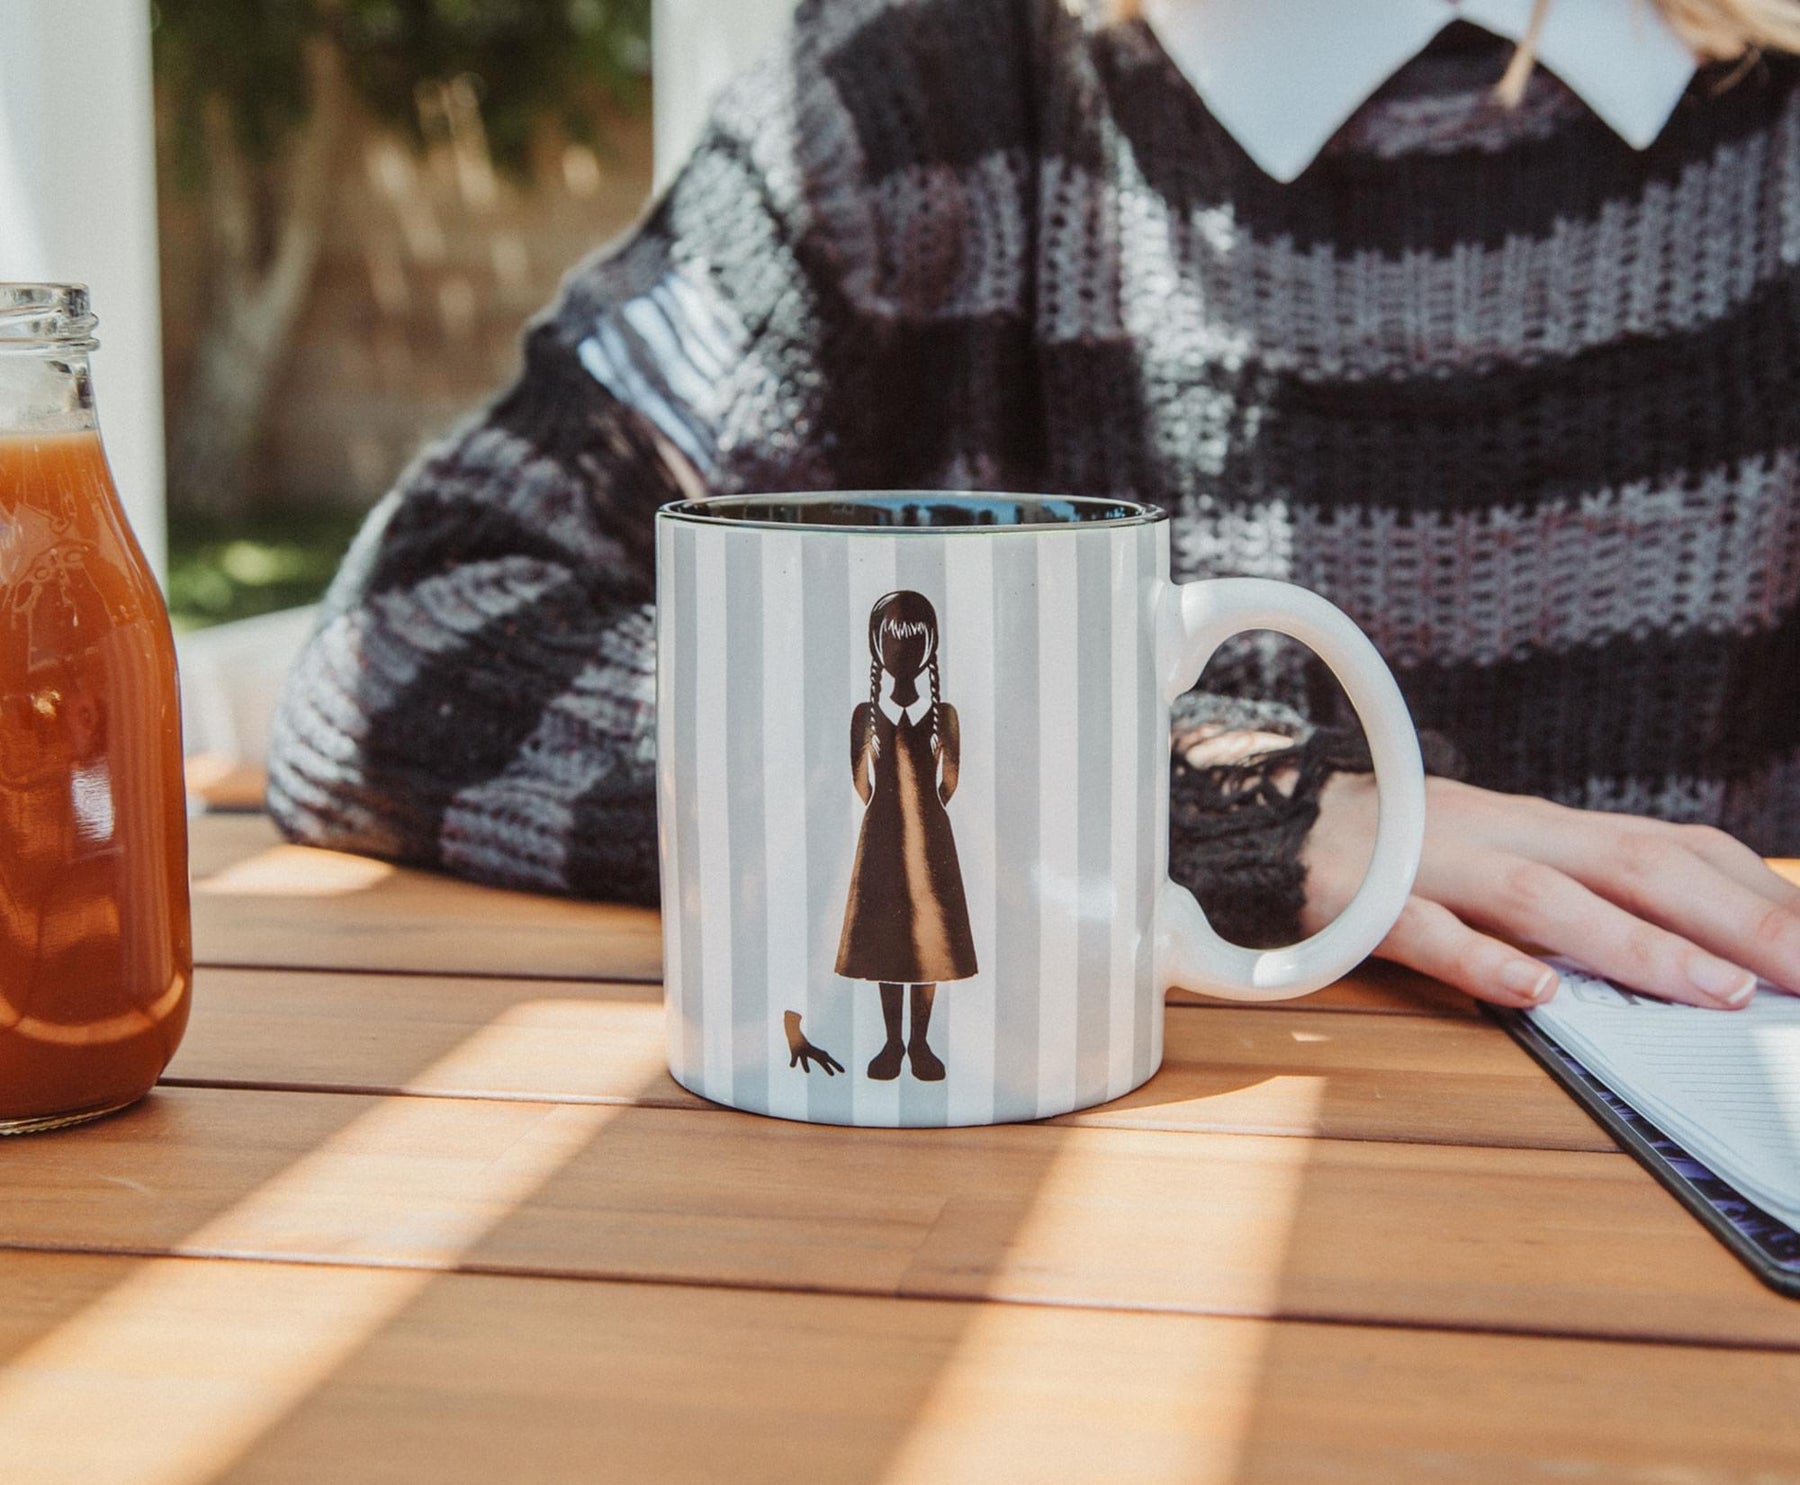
(1155, 577), (1427, 1000)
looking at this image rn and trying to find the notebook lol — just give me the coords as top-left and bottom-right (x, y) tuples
(1500, 1010), (1800, 1295)
(1528, 961), (1800, 1231)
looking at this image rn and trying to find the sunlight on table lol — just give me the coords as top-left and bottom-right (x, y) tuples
(0, 999), (663, 1485)
(192, 844), (395, 898)
(882, 1075), (1326, 1484)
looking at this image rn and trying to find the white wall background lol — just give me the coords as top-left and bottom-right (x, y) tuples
(653, 0), (797, 191)
(0, 0), (166, 576)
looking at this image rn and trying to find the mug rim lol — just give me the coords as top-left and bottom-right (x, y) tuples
(657, 490), (1169, 534)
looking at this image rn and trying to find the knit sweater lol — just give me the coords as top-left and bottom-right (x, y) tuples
(267, 0), (1800, 947)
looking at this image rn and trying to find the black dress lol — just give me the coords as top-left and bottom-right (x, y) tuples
(835, 702), (977, 984)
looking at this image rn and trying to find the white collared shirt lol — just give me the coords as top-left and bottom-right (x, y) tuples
(1139, 0), (1698, 182)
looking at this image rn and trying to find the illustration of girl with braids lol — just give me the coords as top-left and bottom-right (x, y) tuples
(784, 590), (977, 1083)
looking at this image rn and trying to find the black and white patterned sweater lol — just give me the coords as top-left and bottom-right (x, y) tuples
(267, 0), (1800, 947)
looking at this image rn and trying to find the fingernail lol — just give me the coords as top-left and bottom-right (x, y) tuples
(1499, 960), (1557, 1003)
(1688, 954), (1756, 1005)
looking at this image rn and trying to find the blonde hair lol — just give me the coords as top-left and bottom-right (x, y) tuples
(1108, 0), (1800, 102)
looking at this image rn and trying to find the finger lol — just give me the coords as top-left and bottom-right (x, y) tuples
(1502, 796), (1800, 913)
(1663, 821), (1800, 911)
(1553, 828), (1800, 994)
(1182, 729), (1296, 769)
(1445, 856), (1756, 1009)
(825, 1055), (845, 1074)
(1377, 895), (1559, 1009)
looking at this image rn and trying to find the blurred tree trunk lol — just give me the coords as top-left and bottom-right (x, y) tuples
(169, 38), (349, 521)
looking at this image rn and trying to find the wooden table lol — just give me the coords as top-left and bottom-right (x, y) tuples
(1, 813), (1796, 1483)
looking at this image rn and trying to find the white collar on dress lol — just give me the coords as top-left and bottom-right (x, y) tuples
(1139, 0), (1698, 182)
(878, 683), (932, 726)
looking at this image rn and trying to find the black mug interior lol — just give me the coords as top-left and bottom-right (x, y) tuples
(660, 491), (1165, 529)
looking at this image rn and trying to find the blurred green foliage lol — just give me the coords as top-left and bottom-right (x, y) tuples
(167, 508), (365, 631)
(152, 1), (652, 615)
(151, 0), (652, 181)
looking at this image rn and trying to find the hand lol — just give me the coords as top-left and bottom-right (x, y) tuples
(783, 1010), (844, 1075)
(1301, 774), (1800, 1010)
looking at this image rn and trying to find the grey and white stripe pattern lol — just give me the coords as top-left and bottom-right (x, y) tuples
(1173, 451), (1800, 664)
(835, 84), (1800, 379)
(1572, 749), (1800, 851)
(577, 269), (748, 476)
(657, 515), (1163, 1126)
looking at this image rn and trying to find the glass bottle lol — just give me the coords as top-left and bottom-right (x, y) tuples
(0, 283), (191, 1132)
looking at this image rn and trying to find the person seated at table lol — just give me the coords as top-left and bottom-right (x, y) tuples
(267, 0), (1800, 1012)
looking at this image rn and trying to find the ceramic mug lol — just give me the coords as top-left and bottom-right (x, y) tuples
(655, 492), (1425, 1127)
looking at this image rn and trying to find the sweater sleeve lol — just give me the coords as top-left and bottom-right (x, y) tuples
(1170, 722), (1362, 951)
(266, 31), (851, 903)
(1173, 706), (1464, 949)
(265, 336), (675, 901)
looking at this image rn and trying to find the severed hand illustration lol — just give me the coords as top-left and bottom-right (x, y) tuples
(783, 1010), (844, 1076)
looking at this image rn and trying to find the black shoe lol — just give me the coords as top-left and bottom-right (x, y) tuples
(867, 1040), (905, 1081)
(908, 1039), (946, 1082)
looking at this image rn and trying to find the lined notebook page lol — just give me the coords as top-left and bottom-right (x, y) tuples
(1530, 962), (1800, 1227)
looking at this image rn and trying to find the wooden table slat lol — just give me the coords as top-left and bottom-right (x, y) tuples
(3, 1084), (1795, 1350)
(165, 966), (1603, 1150)
(185, 818), (1473, 1013)
(1, 1249), (1796, 1485)
(190, 816), (662, 982)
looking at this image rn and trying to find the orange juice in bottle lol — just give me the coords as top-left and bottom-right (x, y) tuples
(0, 283), (191, 1131)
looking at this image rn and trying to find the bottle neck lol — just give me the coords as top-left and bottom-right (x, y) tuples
(0, 347), (98, 439)
(0, 285), (101, 439)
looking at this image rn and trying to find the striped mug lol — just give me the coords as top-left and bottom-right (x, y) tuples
(655, 492), (1425, 1127)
